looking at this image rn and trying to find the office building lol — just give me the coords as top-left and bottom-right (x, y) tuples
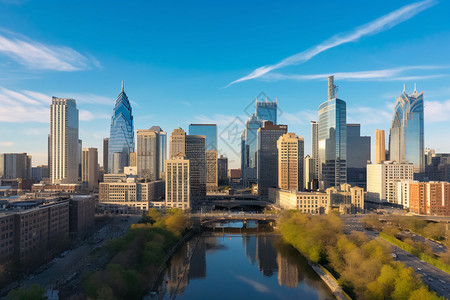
(81, 147), (99, 191)
(31, 165), (49, 182)
(169, 128), (186, 158)
(277, 133), (304, 191)
(257, 121), (287, 198)
(69, 195), (95, 238)
(311, 121), (319, 182)
(189, 124), (218, 192)
(304, 155), (317, 190)
(50, 97), (79, 184)
(137, 129), (160, 181)
(389, 85), (424, 175)
(366, 161), (414, 203)
(0, 153), (32, 180)
(407, 181), (450, 216)
(425, 152), (450, 182)
(256, 96), (277, 124)
(269, 188), (330, 214)
(103, 138), (109, 173)
(376, 129), (386, 164)
(149, 126), (167, 179)
(318, 76), (347, 189)
(241, 114), (262, 187)
(109, 82), (134, 174)
(346, 124), (370, 188)
(165, 154), (190, 210)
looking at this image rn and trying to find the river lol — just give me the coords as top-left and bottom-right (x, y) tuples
(155, 220), (335, 300)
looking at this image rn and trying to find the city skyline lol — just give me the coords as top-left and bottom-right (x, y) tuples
(1, 1), (450, 168)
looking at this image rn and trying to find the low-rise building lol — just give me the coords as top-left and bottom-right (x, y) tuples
(402, 181), (450, 216)
(269, 188), (330, 214)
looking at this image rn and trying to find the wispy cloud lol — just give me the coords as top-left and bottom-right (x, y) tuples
(425, 100), (450, 122)
(227, 0), (436, 87)
(347, 105), (392, 124)
(0, 87), (110, 123)
(0, 29), (97, 71)
(235, 275), (270, 293)
(261, 65), (449, 82)
(0, 142), (14, 147)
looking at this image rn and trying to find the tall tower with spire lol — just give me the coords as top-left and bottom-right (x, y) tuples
(389, 84), (424, 175)
(108, 82), (134, 174)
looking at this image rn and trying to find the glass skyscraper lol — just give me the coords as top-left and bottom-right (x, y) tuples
(318, 76), (347, 189)
(108, 82), (134, 174)
(189, 124), (217, 150)
(256, 98), (277, 124)
(389, 86), (424, 174)
(241, 114), (262, 186)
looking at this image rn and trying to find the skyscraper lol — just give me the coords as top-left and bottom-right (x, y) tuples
(311, 120), (319, 184)
(103, 138), (109, 173)
(218, 155), (228, 185)
(346, 124), (370, 188)
(304, 155), (316, 190)
(189, 124), (218, 192)
(256, 96), (277, 124)
(165, 154), (190, 210)
(389, 85), (424, 175)
(50, 97), (79, 184)
(241, 114), (262, 187)
(82, 147), (99, 191)
(277, 133), (304, 191)
(136, 126), (167, 181)
(375, 129), (386, 164)
(0, 153), (32, 180)
(109, 82), (134, 174)
(318, 76), (347, 189)
(257, 121), (287, 198)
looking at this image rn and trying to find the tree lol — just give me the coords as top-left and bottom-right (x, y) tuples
(7, 284), (46, 300)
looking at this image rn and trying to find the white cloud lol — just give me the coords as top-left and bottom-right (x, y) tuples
(0, 29), (97, 71)
(279, 110), (317, 125)
(425, 100), (450, 122)
(227, 0), (436, 86)
(347, 106), (392, 124)
(0, 141), (14, 147)
(262, 66), (448, 82)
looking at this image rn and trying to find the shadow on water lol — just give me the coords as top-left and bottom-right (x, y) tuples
(150, 221), (335, 300)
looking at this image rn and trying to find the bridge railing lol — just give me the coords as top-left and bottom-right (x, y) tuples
(189, 212), (279, 219)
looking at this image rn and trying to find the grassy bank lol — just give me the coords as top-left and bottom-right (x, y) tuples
(380, 232), (450, 275)
(82, 209), (189, 300)
(278, 211), (440, 299)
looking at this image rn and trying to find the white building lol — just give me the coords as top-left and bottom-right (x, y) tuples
(396, 180), (412, 208)
(50, 98), (79, 184)
(165, 154), (190, 210)
(366, 161), (414, 203)
(269, 188), (330, 214)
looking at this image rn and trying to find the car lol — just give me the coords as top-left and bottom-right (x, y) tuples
(392, 253), (397, 258)
(417, 268), (423, 271)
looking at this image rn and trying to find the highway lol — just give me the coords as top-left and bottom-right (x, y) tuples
(341, 215), (450, 298)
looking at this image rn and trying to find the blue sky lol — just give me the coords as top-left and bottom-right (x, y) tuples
(0, 0), (449, 168)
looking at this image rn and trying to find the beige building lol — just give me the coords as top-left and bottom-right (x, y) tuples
(206, 150), (218, 192)
(129, 152), (137, 167)
(277, 133), (304, 191)
(165, 154), (190, 210)
(169, 128), (186, 158)
(82, 147), (99, 191)
(269, 188), (330, 214)
(375, 129), (386, 164)
(367, 161), (413, 203)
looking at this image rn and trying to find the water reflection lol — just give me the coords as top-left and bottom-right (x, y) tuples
(158, 221), (334, 300)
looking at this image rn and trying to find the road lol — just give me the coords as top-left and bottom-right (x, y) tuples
(341, 215), (450, 298)
(401, 231), (447, 255)
(14, 215), (140, 296)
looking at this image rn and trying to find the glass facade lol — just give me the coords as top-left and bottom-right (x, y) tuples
(108, 84), (134, 174)
(241, 114), (261, 186)
(389, 88), (424, 174)
(318, 98), (347, 189)
(346, 124), (371, 188)
(189, 124), (217, 150)
(256, 101), (277, 124)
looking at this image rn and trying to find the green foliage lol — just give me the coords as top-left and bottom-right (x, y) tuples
(83, 210), (189, 299)
(7, 283), (46, 300)
(279, 213), (440, 300)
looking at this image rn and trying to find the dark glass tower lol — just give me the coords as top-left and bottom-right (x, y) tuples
(109, 82), (134, 174)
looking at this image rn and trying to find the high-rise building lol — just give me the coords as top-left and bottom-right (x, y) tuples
(277, 133), (304, 191)
(366, 161), (414, 203)
(257, 121), (287, 198)
(241, 114), (262, 187)
(375, 129), (386, 164)
(425, 152), (450, 182)
(346, 124), (370, 188)
(189, 124), (218, 192)
(318, 76), (347, 189)
(311, 121), (319, 181)
(218, 155), (228, 185)
(78, 139), (82, 180)
(31, 165), (49, 182)
(103, 138), (109, 173)
(169, 128), (206, 201)
(304, 155), (317, 190)
(50, 97), (79, 184)
(165, 154), (190, 210)
(0, 153), (32, 180)
(389, 85), (424, 175)
(256, 97), (277, 124)
(407, 181), (450, 216)
(82, 147), (99, 191)
(109, 82), (134, 174)
(150, 126), (167, 180)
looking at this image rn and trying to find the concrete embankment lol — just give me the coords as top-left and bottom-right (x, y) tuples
(307, 261), (350, 300)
